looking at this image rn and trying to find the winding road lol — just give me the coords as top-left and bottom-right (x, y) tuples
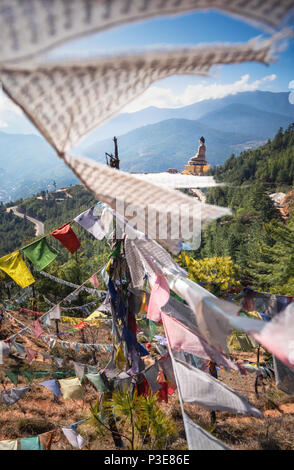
(6, 206), (45, 236)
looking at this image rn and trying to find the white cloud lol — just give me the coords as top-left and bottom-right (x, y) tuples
(0, 90), (22, 115)
(123, 74), (277, 113)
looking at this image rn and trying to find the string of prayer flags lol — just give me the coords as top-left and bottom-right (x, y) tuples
(0, 251), (35, 289)
(0, 0), (291, 65)
(62, 426), (86, 450)
(50, 223), (81, 254)
(74, 207), (105, 240)
(173, 357), (263, 418)
(147, 274), (170, 322)
(0, 386), (30, 406)
(59, 377), (84, 400)
(0, 440), (18, 450)
(22, 238), (58, 271)
(20, 436), (43, 450)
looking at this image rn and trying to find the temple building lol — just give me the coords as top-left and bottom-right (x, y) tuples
(182, 136), (210, 176)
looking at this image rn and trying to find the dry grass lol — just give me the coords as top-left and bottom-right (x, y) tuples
(1, 310), (294, 450)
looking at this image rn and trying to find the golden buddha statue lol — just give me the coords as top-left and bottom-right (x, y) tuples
(183, 136), (210, 176)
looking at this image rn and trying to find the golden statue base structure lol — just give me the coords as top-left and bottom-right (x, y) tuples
(182, 163), (210, 176)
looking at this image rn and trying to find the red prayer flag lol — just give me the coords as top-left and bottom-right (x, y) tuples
(74, 321), (88, 330)
(26, 347), (37, 365)
(33, 319), (44, 339)
(50, 223), (81, 254)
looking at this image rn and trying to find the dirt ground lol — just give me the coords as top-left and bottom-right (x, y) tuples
(1, 310), (294, 450)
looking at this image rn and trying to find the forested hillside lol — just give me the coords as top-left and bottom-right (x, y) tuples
(210, 124), (294, 188)
(0, 205), (35, 256)
(0, 186), (111, 313)
(196, 124), (294, 295)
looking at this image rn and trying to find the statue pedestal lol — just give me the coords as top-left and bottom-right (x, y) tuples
(182, 164), (210, 176)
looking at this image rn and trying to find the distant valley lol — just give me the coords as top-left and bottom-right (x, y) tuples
(0, 90), (293, 202)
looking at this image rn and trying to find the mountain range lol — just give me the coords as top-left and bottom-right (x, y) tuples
(0, 90), (293, 202)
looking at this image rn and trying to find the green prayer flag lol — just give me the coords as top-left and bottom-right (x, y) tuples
(5, 369), (20, 386)
(13, 340), (26, 357)
(23, 238), (58, 271)
(33, 371), (51, 379)
(139, 319), (158, 341)
(86, 373), (109, 392)
(55, 370), (75, 379)
(23, 369), (34, 383)
(108, 241), (121, 260)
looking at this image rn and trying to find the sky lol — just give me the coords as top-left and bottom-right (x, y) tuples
(50, 10), (294, 113)
(0, 9), (293, 130)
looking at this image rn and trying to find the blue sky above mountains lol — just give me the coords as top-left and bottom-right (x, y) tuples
(0, 9), (293, 131)
(51, 10), (294, 112)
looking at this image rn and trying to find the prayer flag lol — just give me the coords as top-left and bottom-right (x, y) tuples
(62, 427), (86, 449)
(48, 305), (61, 320)
(1, 386), (30, 406)
(5, 369), (19, 386)
(33, 319), (44, 339)
(39, 379), (62, 397)
(89, 273), (99, 288)
(22, 238), (58, 270)
(115, 343), (126, 371)
(0, 251), (35, 288)
(50, 223), (81, 254)
(147, 274), (170, 322)
(26, 347), (37, 365)
(86, 373), (109, 392)
(59, 377), (84, 400)
(20, 436), (43, 450)
(0, 439), (18, 450)
(183, 413), (231, 450)
(173, 357), (263, 418)
(162, 313), (237, 370)
(74, 207), (105, 240)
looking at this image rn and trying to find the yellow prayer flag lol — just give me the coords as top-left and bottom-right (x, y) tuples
(59, 377), (84, 400)
(115, 343), (126, 370)
(138, 292), (147, 315)
(86, 310), (107, 320)
(0, 250), (35, 288)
